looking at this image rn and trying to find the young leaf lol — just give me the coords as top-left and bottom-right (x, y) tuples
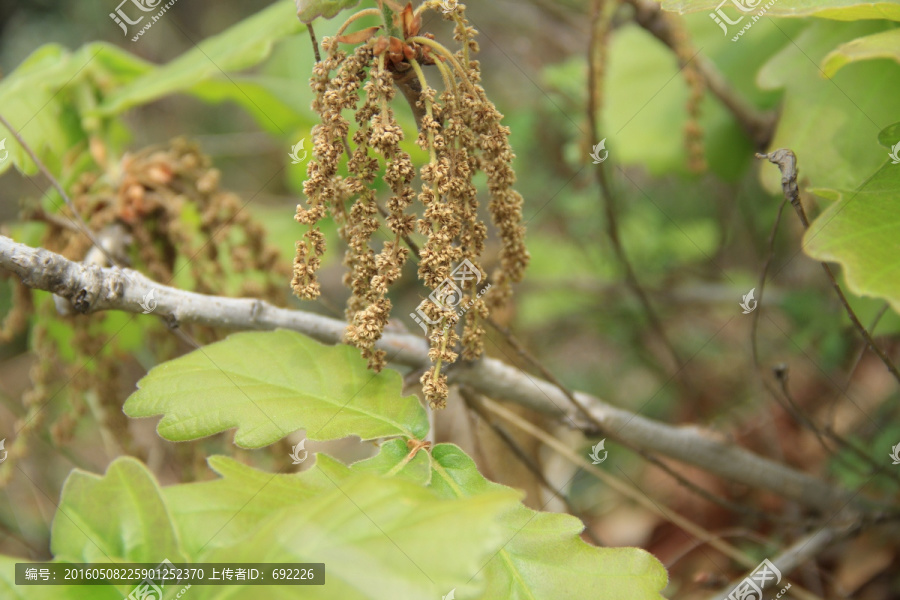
(167, 455), (518, 599)
(350, 437), (433, 485)
(430, 444), (669, 600)
(124, 330), (429, 447)
(99, 1), (305, 117)
(200, 475), (517, 598)
(50, 457), (186, 565)
(0, 43), (151, 177)
(164, 454), (342, 556)
(757, 21), (900, 193)
(804, 161), (900, 314)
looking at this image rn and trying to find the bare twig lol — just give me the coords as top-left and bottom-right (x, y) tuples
(756, 149), (900, 386)
(0, 234), (871, 514)
(708, 524), (857, 600)
(485, 314), (789, 522)
(471, 393), (761, 568)
(750, 196), (788, 367)
(845, 302), (889, 387)
(462, 387), (605, 547)
(307, 23), (322, 64)
(475, 392), (839, 600)
(588, 0), (685, 376)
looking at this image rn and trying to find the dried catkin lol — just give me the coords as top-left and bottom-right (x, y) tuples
(293, 1), (530, 407)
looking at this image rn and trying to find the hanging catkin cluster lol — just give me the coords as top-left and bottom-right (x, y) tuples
(1, 139), (292, 477)
(292, 1), (529, 407)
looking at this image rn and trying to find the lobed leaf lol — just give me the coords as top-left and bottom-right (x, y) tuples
(804, 158), (900, 315)
(124, 330), (429, 447)
(822, 28), (900, 76)
(430, 444), (669, 600)
(50, 457), (186, 565)
(757, 20), (900, 193)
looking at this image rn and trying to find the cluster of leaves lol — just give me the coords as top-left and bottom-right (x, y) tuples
(0, 331), (667, 599)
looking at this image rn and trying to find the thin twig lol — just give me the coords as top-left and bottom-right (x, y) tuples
(756, 150), (900, 386)
(462, 388), (605, 547)
(0, 113), (116, 266)
(307, 23), (322, 64)
(707, 524), (857, 600)
(845, 302), (889, 387)
(475, 395), (825, 600)
(751, 151), (900, 486)
(772, 367), (900, 487)
(587, 0), (685, 376)
(639, 447), (813, 525)
(750, 196), (788, 366)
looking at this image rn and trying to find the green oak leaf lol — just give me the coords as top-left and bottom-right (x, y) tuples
(50, 457), (186, 565)
(168, 456), (518, 599)
(660, 0), (900, 21)
(164, 454), (341, 556)
(124, 330), (429, 447)
(99, 1), (305, 118)
(822, 28), (900, 76)
(430, 444), (669, 600)
(879, 121), (900, 148)
(0, 43), (151, 178)
(804, 161), (900, 314)
(350, 437), (432, 485)
(757, 20), (900, 193)
(295, 0), (363, 24)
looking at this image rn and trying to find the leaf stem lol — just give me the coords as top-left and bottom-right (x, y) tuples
(336, 8), (381, 37)
(408, 36), (475, 93)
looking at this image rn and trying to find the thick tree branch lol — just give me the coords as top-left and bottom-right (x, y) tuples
(0, 234), (870, 515)
(709, 524), (856, 600)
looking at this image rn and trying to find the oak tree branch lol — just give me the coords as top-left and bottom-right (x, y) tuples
(0, 234), (869, 515)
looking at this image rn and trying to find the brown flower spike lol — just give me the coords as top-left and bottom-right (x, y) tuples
(293, 0), (529, 408)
